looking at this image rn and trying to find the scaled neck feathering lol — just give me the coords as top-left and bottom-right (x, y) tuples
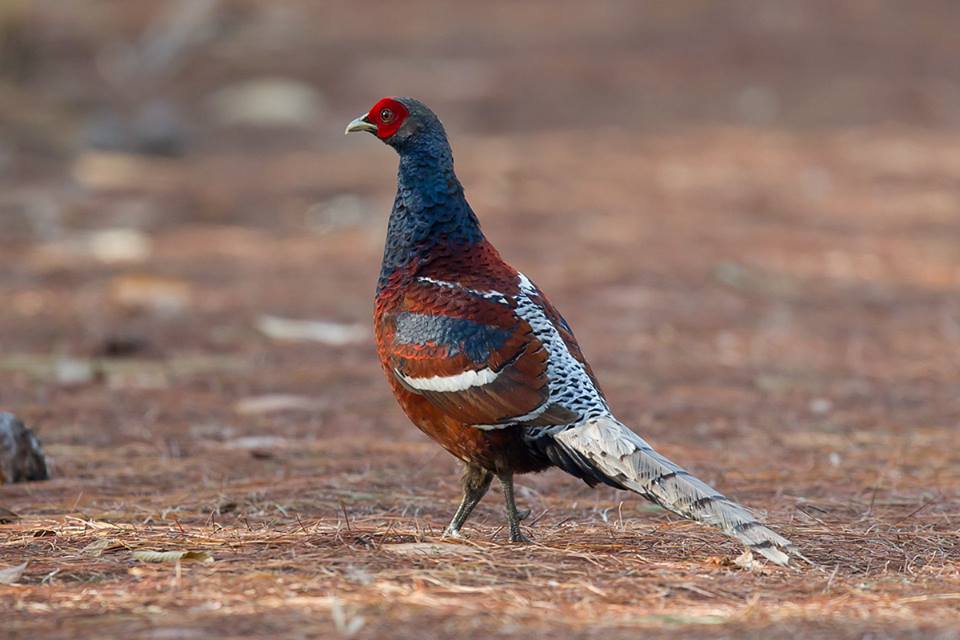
(377, 123), (484, 293)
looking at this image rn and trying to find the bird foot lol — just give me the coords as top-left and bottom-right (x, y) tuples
(442, 526), (464, 539)
(508, 529), (533, 544)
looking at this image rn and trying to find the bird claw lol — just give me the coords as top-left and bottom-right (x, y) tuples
(442, 526), (464, 539)
(508, 529), (533, 544)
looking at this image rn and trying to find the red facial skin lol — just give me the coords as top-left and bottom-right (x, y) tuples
(367, 97), (409, 139)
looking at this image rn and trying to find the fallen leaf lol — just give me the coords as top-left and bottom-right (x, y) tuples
(222, 436), (291, 450)
(34, 228), (153, 265)
(734, 549), (770, 574)
(330, 596), (366, 638)
(64, 517), (123, 530)
(131, 550), (214, 564)
(234, 394), (325, 415)
(257, 315), (366, 345)
(0, 562), (28, 585)
(82, 538), (124, 557)
(382, 542), (478, 556)
(110, 274), (192, 316)
(85, 229), (153, 263)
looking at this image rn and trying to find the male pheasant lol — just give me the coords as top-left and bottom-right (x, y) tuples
(346, 97), (793, 564)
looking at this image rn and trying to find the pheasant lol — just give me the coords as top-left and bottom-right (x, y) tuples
(346, 97), (794, 564)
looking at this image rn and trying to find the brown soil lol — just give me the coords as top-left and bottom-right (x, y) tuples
(1, 2), (958, 638)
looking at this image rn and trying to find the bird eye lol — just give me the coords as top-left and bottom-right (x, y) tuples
(380, 108), (394, 123)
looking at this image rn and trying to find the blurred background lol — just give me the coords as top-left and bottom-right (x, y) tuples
(2, 2), (960, 636)
(3, 0), (959, 435)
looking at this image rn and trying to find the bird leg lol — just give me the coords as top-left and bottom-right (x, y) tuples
(444, 464), (493, 538)
(497, 472), (532, 543)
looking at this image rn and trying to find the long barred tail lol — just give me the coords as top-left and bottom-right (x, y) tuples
(542, 417), (794, 565)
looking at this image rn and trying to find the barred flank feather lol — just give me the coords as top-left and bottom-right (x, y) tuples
(554, 417), (793, 565)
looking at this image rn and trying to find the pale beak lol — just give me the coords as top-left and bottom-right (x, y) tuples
(345, 114), (377, 135)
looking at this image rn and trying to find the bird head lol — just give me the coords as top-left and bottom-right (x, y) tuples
(345, 97), (444, 149)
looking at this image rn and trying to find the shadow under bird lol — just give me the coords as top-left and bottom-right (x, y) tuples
(346, 97), (794, 564)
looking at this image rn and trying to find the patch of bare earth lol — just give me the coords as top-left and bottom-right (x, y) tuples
(2, 2), (960, 638)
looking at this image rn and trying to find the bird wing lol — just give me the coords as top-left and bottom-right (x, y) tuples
(385, 275), (579, 428)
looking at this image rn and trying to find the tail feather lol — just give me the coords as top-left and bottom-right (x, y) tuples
(551, 417), (793, 565)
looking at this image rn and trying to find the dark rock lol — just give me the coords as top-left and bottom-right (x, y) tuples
(132, 101), (189, 157)
(0, 413), (49, 484)
(95, 334), (153, 358)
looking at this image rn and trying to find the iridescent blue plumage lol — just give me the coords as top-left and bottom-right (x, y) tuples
(377, 101), (484, 294)
(393, 312), (512, 364)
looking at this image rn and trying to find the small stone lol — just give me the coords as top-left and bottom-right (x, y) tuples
(0, 413), (49, 484)
(809, 397), (833, 415)
(86, 228), (153, 264)
(131, 101), (189, 157)
(55, 358), (96, 386)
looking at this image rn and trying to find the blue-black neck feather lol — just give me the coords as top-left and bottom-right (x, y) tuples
(377, 124), (484, 294)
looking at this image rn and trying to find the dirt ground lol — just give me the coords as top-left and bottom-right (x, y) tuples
(1, 2), (959, 638)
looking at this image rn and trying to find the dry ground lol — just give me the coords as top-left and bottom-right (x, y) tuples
(1, 2), (959, 638)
